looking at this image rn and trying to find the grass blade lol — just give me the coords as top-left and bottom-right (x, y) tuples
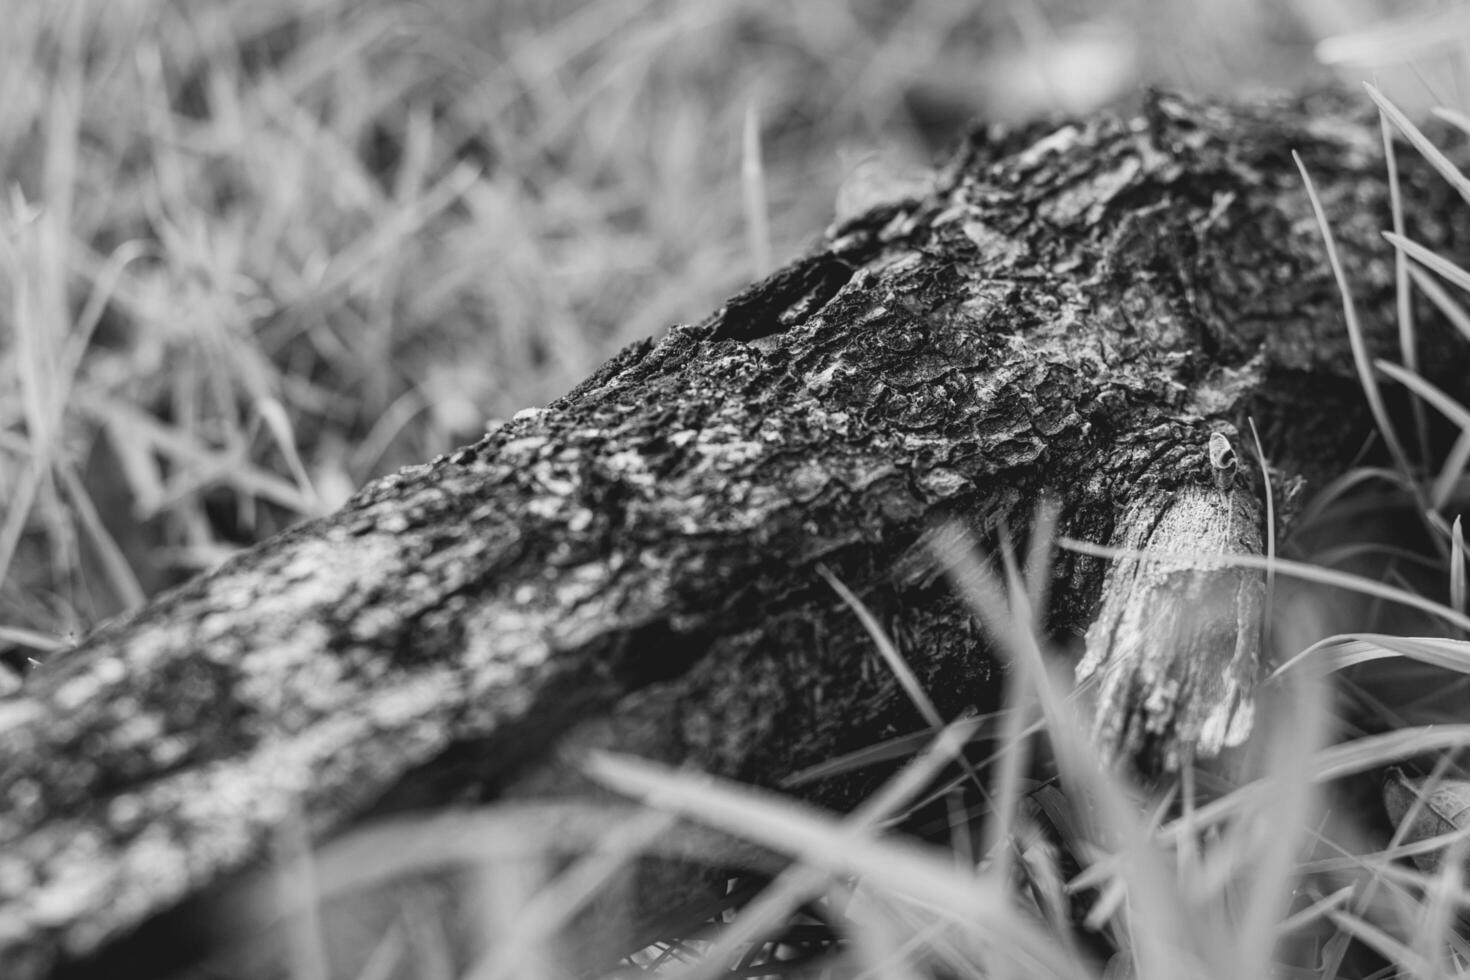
(1384, 229), (1470, 294)
(741, 99), (772, 279)
(1060, 537), (1470, 635)
(1380, 106), (1430, 466)
(1376, 357), (1470, 435)
(1409, 262), (1470, 343)
(1456, 517), (1468, 619)
(818, 565), (945, 731)
(1295, 153), (1428, 535)
(1247, 417), (1276, 653)
(1272, 632), (1470, 677)
(1365, 81), (1470, 206)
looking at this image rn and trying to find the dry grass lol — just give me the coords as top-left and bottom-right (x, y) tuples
(0, 0), (1004, 643)
(0, 0), (1330, 648)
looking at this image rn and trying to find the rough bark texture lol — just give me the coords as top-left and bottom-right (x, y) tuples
(4, 89), (1470, 979)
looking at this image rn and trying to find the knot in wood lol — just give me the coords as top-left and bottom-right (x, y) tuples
(1208, 431), (1237, 491)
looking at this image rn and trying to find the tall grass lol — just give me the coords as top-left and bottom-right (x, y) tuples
(0, 0), (1336, 650)
(0, 0), (1020, 643)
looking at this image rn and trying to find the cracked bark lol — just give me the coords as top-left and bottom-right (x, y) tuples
(4, 89), (1470, 979)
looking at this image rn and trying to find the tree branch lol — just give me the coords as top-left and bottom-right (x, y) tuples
(4, 89), (1468, 979)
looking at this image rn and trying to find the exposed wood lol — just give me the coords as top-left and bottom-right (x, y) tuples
(4, 89), (1470, 979)
(1078, 483), (1264, 771)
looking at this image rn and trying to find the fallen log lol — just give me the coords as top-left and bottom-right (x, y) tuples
(3, 88), (1469, 979)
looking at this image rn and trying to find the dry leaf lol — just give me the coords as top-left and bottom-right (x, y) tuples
(1382, 766), (1470, 874)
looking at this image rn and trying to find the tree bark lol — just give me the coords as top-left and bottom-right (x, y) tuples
(4, 89), (1469, 979)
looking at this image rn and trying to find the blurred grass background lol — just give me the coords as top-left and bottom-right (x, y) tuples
(0, 0), (1449, 659)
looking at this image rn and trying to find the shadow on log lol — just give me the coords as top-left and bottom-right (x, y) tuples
(4, 89), (1470, 979)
